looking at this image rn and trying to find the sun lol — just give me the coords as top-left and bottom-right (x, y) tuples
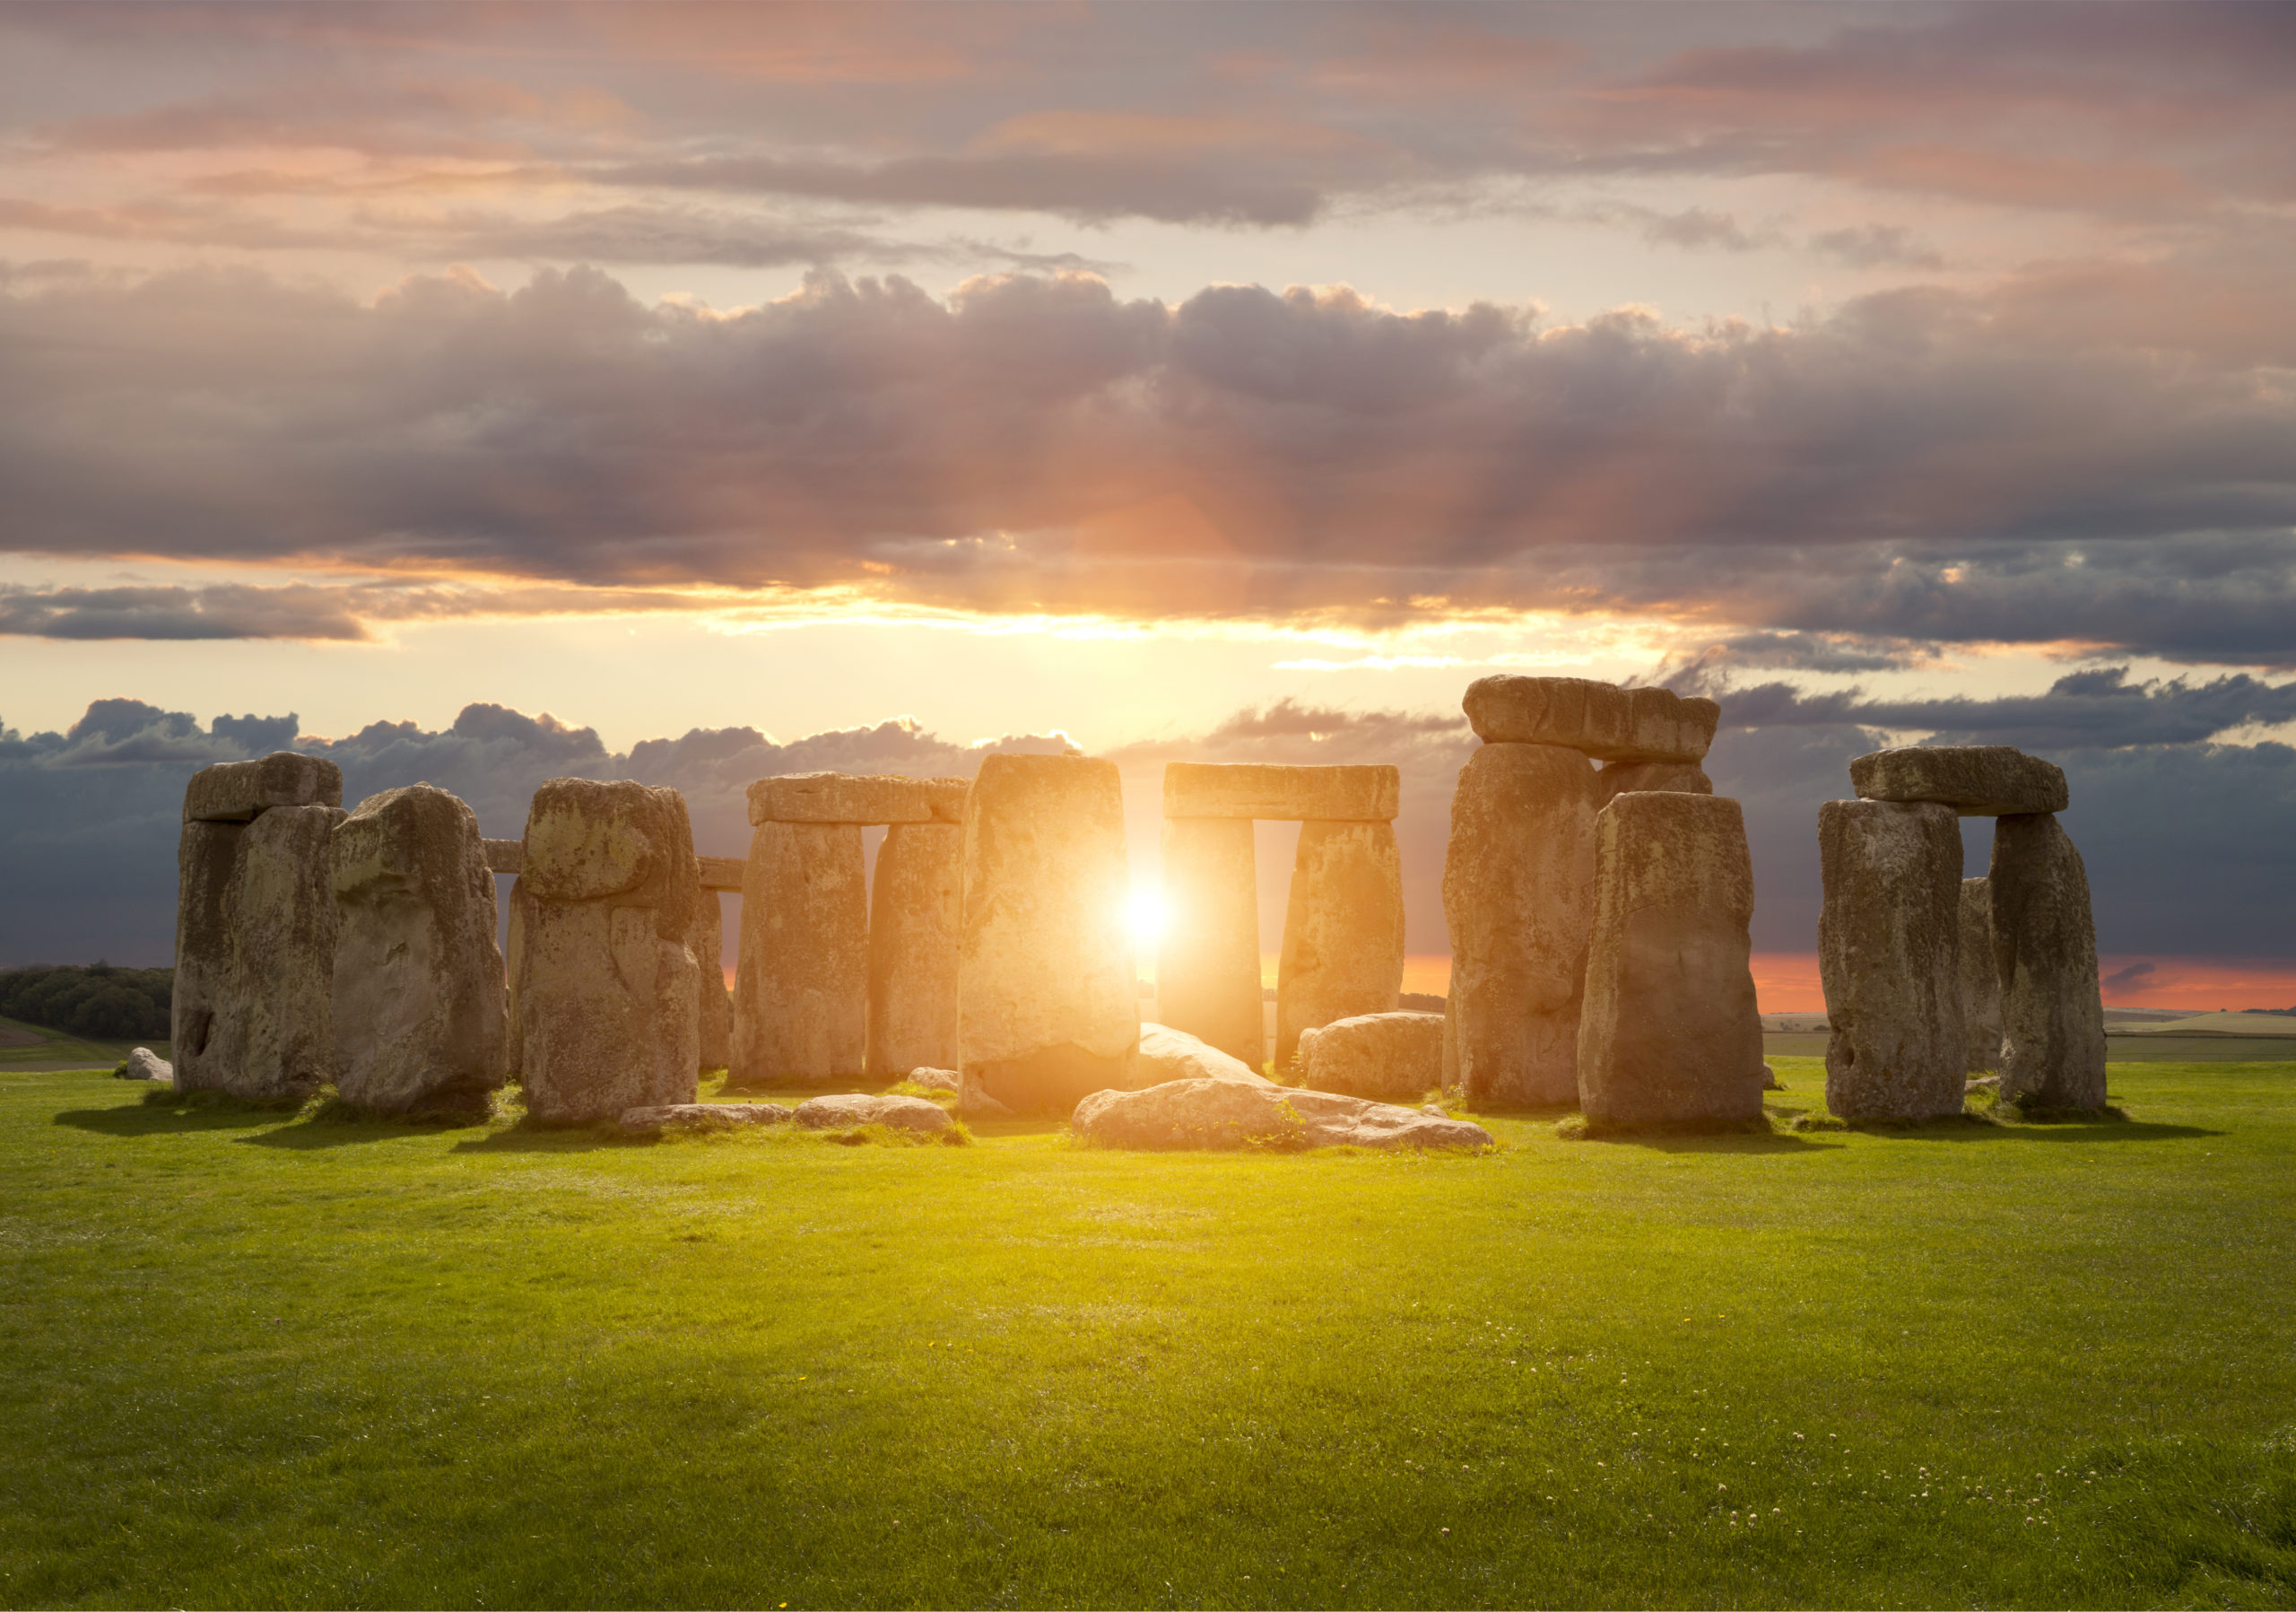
(1126, 889), (1170, 945)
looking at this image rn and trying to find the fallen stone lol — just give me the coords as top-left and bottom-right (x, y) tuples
(692, 876), (731, 1072)
(1761, 1063), (1782, 1092)
(1990, 814), (2108, 1109)
(1161, 762), (1400, 823)
(1300, 1012), (1445, 1102)
(907, 1067), (961, 1092)
(1849, 746), (2068, 816)
(516, 780), (700, 1124)
(958, 1069), (1014, 1119)
(793, 1093), (955, 1133)
(1440, 742), (1598, 1108)
(1133, 1023), (1275, 1088)
(483, 838), (524, 875)
(959, 754), (1139, 1113)
(1463, 677), (1719, 763)
(1154, 815), (1265, 1065)
(619, 1102), (795, 1135)
(181, 752), (343, 823)
(732, 821), (868, 1083)
(1959, 876), (2002, 1073)
(1576, 792), (1766, 1126)
(1419, 1102), (1450, 1119)
(1072, 1078), (1492, 1151)
(117, 1047), (172, 1082)
(1275, 820), (1405, 1066)
(747, 772), (936, 826)
(331, 783), (508, 1115)
(1817, 798), (1966, 1120)
(1597, 760), (1712, 802)
(867, 820), (963, 1079)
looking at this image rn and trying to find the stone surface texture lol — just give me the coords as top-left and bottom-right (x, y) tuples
(696, 854), (744, 891)
(1818, 798), (1967, 1120)
(1300, 1011), (1445, 1102)
(1161, 762), (1400, 822)
(515, 779), (700, 1124)
(1276, 820), (1405, 1066)
(747, 772), (935, 825)
(1597, 760), (1712, 801)
(958, 754), (1138, 1114)
(1462, 677), (1719, 762)
(182, 752), (343, 823)
(793, 1093), (955, 1133)
(692, 882), (731, 1071)
(1072, 1078), (1492, 1151)
(1439, 742), (1599, 1108)
(1989, 815), (2109, 1109)
(907, 1067), (960, 1091)
(1849, 746), (2069, 816)
(1958, 877), (2002, 1074)
(120, 1047), (172, 1081)
(483, 839), (524, 874)
(1575, 792), (1766, 1126)
(1154, 815), (1265, 1065)
(619, 1102), (793, 1135)
(330, 784), (507, 1115)
(1132, 1023), (1275, 1088)
(732, 821), (868, 1083)
(170, 817), (243, 1094)
(866, 820), (963, 1079)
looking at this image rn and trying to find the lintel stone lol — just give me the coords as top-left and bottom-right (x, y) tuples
(746, 771), (937, 825)
(182, 752), (343, 823)
(483, 838), (524, 875)
(1849, 745), (2068, 816)
(1463, 676), (1719, 763)
(1162, 762), (1400, 823)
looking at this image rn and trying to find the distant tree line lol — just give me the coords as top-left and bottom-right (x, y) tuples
(0, 963), (172, 1041)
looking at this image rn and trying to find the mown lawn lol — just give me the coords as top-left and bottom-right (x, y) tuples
(2, 1057), (2292, 1609)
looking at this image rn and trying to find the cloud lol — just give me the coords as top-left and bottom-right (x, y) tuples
(2101, 959), (2156, 994)
(4, 263), (2295, 664)
(1808, 223), (1945, 270)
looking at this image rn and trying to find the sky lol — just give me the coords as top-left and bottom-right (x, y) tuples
(2, 2), (2292, 1007)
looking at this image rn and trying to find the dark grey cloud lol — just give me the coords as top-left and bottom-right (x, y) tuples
(4, 263), (2295, 663)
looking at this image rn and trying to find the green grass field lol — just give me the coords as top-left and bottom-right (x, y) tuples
(3, 1056), (2292, 1609)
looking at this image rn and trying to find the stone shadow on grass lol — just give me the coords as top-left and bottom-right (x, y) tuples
(53, 1094), (291, 1137)
(240, 1105), (491, 1149)
(1565, 1126), (1840, 1155)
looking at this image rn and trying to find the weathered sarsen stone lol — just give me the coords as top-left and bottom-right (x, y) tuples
(867, 785), (968, 1078)
(959, 754), (1138, 1114)
(1161, 762), (1399, 823)
(170, 816), (243, 1094)
(1959, 877), (2002, 1074)
(1463, 676), (1719, 763)
(747, 771), (937, 825)
(1155, 815), (1265, 1066)
(1440, 742), (1598, 1107)
(1072, 1079), (1491, 1151)
(182, 752), (342, 823)
(330, 784), (507, 1115)
(1990, 815), (2109, 1109)
(1850, 745), (2068, 817)
(691, 877), (731, 1072)
(1276, 820), (1405, 1066)
(1818, 798), (1966, 1120)
(1596, 759), (1712, 802)
(733, 822), (868, 1083)
(1131, 1023), (1274, 1088)
(1576, 792), (1765, 1127)
(1300, 1011), (1444, 1103)
(517, 779), (700, 1123)
(204, 803), (341, 1100)
(794, 1092), (955, 1134)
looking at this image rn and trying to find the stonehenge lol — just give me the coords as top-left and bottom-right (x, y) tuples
(1817, 745), (2109, 1117)
(330, 783), (507, 1115)
(173, 753), (344, 1100)
(866, 780), (967, 1080)
(1441, 676), (1720, 1109)
(1299, 1011), (1444, 1102)
(1154, 762), (1405, 1070)
(516, 779), (701, 1124)
(1577, 792), (1765, 1127)
(959, 754), (1138, 1113)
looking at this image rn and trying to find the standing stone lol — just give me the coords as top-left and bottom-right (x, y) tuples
(517, 780), (700, 1124)
(958, 754), (1137, 1113)
(1818, 799), (1965, 1120)
(1990, 815), (2108, 1109)
(504, 873), (535, 1078)
(1576, 792), (1765, 1126)
(330, 784), (507, 1115)
(1156, 816), (1264, 1067)
(867, 784), (967, 1078)
(1959, 877), (2001, 1074)
(170, 817), (244, 1094)
(1440, 743), (1599, 1108)
(732, 822), (868, 1084)
(201, 804), (340, 1100)
(1276, 820), (1405, 1066)
(691, 883), (731, 1072)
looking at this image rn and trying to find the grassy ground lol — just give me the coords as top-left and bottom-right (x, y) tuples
(2, 1057), (2292, 1610)
(0, 1014), (167, 1074)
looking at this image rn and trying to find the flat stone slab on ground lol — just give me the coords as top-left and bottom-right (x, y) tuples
(747, 772), (943, 825)
(794, 1093), (956, 1133)
(1161, 762), (1400, 823)
(619, 1102), (794, 1135)
(1849, 745), (2068, 816)
(181, 752), (344, 823)
(1300, 1011), (1444, 1102)
(1462, 676), (1718, 763)
(1072, 1077), (1492, 1150)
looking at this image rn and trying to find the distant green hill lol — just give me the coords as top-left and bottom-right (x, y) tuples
(0, 964), (171, 1041)
(2118, 1010), (2296, 1037)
